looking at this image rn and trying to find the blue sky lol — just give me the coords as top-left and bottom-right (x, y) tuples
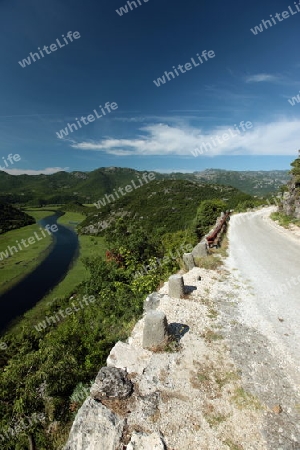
(0, 0), (299, 175)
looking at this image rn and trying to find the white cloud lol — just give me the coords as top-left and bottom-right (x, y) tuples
(245, 73), (280, 83)
(0, 167), (69, 175)
(71, 120), (300, 156)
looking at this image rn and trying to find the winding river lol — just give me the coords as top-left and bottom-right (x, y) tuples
(0, 213), (79, 333)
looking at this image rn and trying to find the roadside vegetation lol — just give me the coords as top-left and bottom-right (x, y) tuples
(270, 211), (300, 228)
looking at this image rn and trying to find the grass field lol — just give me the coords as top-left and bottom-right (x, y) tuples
(0, 216), (54, 295)
(23, 208), (58, 222)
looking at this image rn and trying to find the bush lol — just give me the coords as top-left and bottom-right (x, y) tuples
(194, 200), (227, 239)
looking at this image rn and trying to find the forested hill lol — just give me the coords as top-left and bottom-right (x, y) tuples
(79, 179), (254, 235)
(0, 202), (35, 234)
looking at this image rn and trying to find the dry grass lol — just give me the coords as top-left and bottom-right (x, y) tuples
(194, 255), (223, 270)
(223, 439), (243, 450)
(202, 328), (224, 343)
(231, 387), (262, 410)
(100, 397), (134, 417)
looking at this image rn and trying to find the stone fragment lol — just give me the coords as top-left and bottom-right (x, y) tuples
(90, 367), (133, 400)
(142, 310), (168, 350)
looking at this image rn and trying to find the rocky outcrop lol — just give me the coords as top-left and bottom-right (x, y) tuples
(281, 187), (300, 219)
(280, 156), (300, 219)
(64, 397), (125, 450)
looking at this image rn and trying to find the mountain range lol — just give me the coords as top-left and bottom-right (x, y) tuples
(0, 168), (290, 206)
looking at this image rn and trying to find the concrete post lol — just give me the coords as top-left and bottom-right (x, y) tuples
(168, 274), (184, 298)
(142, 310), (168, 350)
(143, 292), (161, 313)
(183, 253), (195, 271)
(191, 242), (208, 259)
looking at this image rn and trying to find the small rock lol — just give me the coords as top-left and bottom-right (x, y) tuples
(90, 367), (133, 400)
(273, 404), (283, 414)
(127, 431), (166, 450)
(278, 317), (284, 322)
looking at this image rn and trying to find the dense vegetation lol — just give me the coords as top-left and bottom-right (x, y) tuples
(194, 200), (227, 239)
(0, 202), (35, 234)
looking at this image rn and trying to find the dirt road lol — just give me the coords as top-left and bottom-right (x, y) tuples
(222, 207), (300, 449)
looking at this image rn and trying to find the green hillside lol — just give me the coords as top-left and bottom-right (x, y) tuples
(0, 202), (35, 234)
(79, 179), (254, 235)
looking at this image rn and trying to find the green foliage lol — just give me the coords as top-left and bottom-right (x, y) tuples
(194, 199), (227, 239)
(270, 211), (300, 228)
(234, 198), (263, 213)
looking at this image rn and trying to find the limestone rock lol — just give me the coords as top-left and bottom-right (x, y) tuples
(64, 397), (124, 450)
(107, 341), (152, 375)
(127, 431), (166, 450)
(90, 367), (133, 400)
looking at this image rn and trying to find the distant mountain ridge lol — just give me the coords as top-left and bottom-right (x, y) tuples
(168, 169), (290, 196)
(0, 167), (289, 206)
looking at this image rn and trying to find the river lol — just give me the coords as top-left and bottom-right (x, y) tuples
(0, 212), (79, 333)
